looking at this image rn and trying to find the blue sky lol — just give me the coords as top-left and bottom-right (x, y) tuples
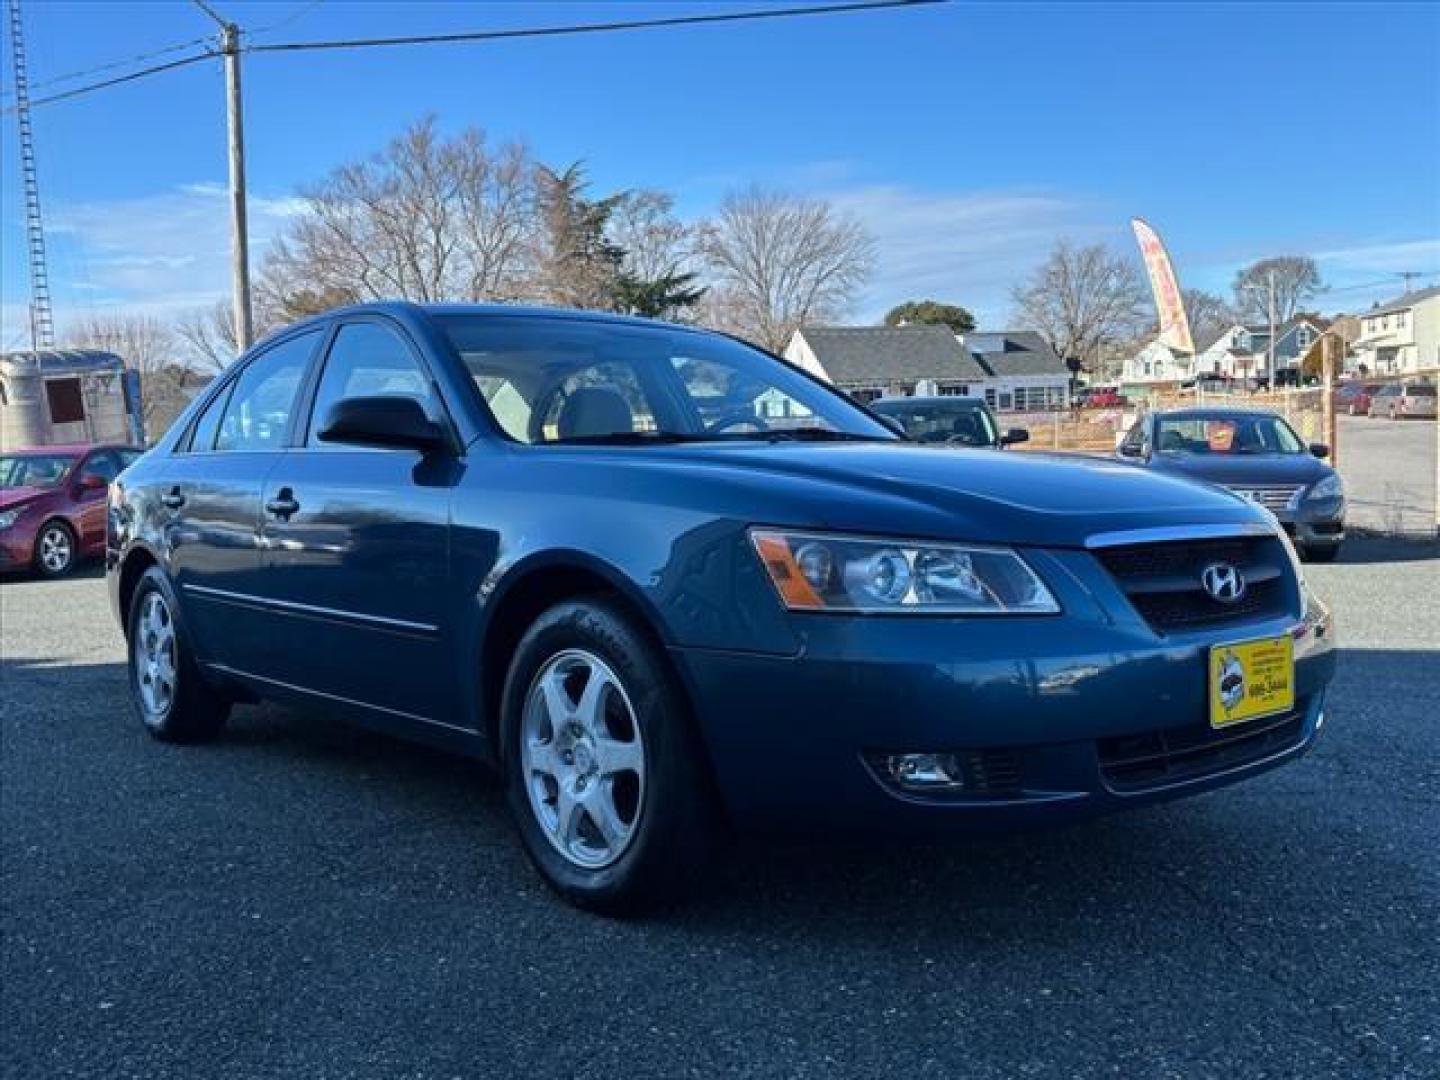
(3, 0), (1438, 347)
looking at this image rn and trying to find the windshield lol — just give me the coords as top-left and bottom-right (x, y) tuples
(0, 453), (78, 489)
(871, 400), (997, 446)
(1156, 415), (1305, 456)
(438, 315), (894, 445)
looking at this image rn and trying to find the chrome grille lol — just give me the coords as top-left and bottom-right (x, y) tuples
(1224, 484), (1302, 513)
(1094, 534), (1297, 633)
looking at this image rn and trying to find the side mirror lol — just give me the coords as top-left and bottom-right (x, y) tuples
(318, 396), (448, 453)
(999, 427), (1029, 447)
(1309, 442), (1330, 459)
(76, 471), (108, 491)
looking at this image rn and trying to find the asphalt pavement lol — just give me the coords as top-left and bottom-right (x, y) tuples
(1335, 414), (1436, 536)
(3, 541), (1437, 1079)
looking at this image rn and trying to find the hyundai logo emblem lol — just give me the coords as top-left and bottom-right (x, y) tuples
(1200, 562), (1247, 603)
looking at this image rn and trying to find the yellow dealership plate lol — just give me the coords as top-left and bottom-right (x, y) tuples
(1209, 635), (1295, 729)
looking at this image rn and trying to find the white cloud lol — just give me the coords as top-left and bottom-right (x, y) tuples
(0, 183), (307, 340)
(824, 185), (1097, 326)
(1313, 238), (1440, 273)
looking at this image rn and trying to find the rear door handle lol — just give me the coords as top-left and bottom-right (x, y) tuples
(265, 489), (300, 519)
(161, 487), (185, 510)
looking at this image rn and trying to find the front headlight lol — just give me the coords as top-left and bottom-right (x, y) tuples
(0, 509), (20, 530)
(750, 529), (1059, 614)
(1306, 474), (1343, 502)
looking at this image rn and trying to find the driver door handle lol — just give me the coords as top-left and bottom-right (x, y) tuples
(161, 487), (185, 510)
(265, 489), (300, 520)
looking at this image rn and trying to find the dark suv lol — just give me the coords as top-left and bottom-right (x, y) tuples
(107, 303), (1334, 912)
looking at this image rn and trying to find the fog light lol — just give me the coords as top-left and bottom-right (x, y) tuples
(884, 752), (967, 791)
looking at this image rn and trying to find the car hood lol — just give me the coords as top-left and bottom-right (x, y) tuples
(1147, 452), (1331, 487)
(540, 441), (1269, 548)
(0, 486), (49, 512)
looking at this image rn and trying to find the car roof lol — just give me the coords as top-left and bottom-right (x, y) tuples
(243, 300), (726, 359)
(282, 300), (704, 335)
(1152, 408), (1285, 422)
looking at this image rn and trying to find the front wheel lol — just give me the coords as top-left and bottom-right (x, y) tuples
(34, 520), (77, 577)
(127, 568), (230, 742)
(502, 599), (721, 915)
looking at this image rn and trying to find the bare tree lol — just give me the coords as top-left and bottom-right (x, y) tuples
(699, 186), (874, 352)
(1231, 256), (1323, 324)
(610, 190), (699, 287)
(66, 312), (189, 433)
(1010, 240), (1150, 372)
(174, 301), (240, 373)
(258, 117), (538, 311)
(1180, 288), (1239, 347)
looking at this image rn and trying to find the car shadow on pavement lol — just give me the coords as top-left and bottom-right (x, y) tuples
(1330, 534), (1438, 565)
(3, 644), (1433, 944)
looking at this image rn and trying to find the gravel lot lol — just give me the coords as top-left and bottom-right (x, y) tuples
(1335, 415), (1436, 537)
(3, 542), (1437, 1079)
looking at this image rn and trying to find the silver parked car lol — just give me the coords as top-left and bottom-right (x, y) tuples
(1369, 381), (1437, 420)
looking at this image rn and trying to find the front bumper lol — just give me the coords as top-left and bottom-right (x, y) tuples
(0, 528), (37, 571)
(1274, 497), (1345, 550)
(673, 602), (1335, 836)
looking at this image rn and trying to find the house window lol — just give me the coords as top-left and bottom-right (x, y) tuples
(847, 386), (885, 404)
(983, 388), (997, 407)
(937, 383), (969, 397)
(1396, 311), (1407, 329)
(46, 378), (86, 424)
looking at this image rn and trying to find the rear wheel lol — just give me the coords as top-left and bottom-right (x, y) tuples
(1300, 544), (1340, 563)
(127, 568), (229, 742)
(502, 599), (720, 915)
(34, 520), (76, 577)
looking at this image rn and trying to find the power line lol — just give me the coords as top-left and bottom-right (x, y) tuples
(246, 0), (942, 55)
(248, 0), (325, 39)
(0, 33), (212, 99)
(5, 0), (940, 114)
(2, 50), (215, 113)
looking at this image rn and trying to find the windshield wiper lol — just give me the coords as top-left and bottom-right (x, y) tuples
(753, 428), (896, 444)
(547, 431), (717, 446)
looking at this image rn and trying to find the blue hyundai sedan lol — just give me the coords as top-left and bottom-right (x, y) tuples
(107, 303), (1335, 913)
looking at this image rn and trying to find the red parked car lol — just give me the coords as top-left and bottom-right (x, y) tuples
(1083, 387), (1129, 408)
(1335, 381), (1384, 416)
(0, 443), (141, 576)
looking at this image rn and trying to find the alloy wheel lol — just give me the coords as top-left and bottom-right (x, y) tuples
(134, 592), (179, 719)
(520, 649), (646, 869)
(38, 526), (72, 574)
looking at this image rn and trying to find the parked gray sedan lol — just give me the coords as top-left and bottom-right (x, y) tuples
(1117, 408), (1344, 561)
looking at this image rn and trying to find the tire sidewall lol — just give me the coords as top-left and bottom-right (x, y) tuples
(501, 600), (696, 910)
(127, 568), (188, 735)
(34, 520), (76, 577)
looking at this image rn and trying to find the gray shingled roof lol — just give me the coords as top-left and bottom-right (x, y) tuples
(963, 331), (1068, 377)
(1367, 285), (1440, 318)
(797, 325), (988, 384)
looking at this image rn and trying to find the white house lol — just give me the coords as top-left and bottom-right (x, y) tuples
(784, 326), (1070, 410)
(1122, 317), (1330, 387)
(1353, 286), (1440, 375)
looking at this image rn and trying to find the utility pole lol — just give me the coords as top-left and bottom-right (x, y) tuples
(193, 1), (252, 350)
(1266, 268), (1276, 390)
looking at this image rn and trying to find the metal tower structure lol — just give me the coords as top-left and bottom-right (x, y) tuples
(6, 0), (56, 352)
